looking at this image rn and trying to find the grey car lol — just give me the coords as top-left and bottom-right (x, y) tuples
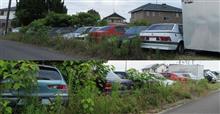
(0, 65), (68, 106)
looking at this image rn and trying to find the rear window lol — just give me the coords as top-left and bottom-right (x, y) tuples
(148, 25), (174, 30)
(37, 68), (62, 80)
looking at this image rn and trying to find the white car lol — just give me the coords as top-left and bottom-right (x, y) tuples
(63, 27), (92, 39)
(140, 23), (184, 53)
(150, 73), (175, 86)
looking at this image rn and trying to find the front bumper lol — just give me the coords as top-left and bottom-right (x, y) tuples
(141, 41), (178, 50)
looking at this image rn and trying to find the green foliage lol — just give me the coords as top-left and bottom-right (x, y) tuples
(129, 19), (150, 26)
(96, 20), (108, 26)
(45, 12), (73, 27)
(77, 12), (97, 26)
(87, 9), (101, 21)
(0, 100), (12, 114)
(16, 0), (67, 26)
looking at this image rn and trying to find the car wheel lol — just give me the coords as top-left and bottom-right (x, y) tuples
(176, 42), (184, 54)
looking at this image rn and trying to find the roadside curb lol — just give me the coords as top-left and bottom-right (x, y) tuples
(157, 89), (220, 114)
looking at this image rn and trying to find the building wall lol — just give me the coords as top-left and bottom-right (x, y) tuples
(0, 11), (15, 35)
(168, 64), (204, 79)
(130, 11), (182, 24)
(105, 17), (126, 25)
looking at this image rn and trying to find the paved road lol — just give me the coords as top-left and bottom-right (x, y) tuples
(162, 91), (220, 114)
(0, 40), (76, 60)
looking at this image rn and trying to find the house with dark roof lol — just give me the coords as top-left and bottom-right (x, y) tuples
(129, 3), (182, 24)
(0, 6), (16, 35)
(103, 12), (126, 25)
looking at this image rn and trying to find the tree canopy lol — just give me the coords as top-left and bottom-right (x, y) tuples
(16, 0), (67, 26)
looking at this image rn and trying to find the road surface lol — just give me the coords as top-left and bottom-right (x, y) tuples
(162, 91), (220, 114)
(0, 40), (76, 60)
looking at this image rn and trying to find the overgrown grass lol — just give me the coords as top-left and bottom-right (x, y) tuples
(8, 80), (219, 114)
(1, 33), (219, 60)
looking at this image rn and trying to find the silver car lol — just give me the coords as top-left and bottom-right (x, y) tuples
(140, 23), (184, 53)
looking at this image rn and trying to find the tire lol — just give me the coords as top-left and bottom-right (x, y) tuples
(176, 42), (184, 54)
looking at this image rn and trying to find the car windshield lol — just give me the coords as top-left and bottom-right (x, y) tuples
(90, 27), (100, 32)
(75, 27), (86, 33)
(148, 25), (174, 30)
(37, 69), (62, 80)
(99, 26), (110, 31)
(126, 26), (148, 34)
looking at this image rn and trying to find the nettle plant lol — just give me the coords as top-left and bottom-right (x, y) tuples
(0, 61), (39, 114)
(127, 69), (156, 88)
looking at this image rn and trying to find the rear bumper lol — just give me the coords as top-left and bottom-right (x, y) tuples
(1, 95), (68, 106)
(141, 41), (178, 50)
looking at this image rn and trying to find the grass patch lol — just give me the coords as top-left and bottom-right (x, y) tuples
(1, 33), (219, 60)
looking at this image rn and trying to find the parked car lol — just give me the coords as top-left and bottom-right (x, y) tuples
(63, 26), (92, 39)
(89, 27), (102, 33)
(48, 27), (76, 37)
(161, 72), (187, 82)
(140, 23), (184, 53)
(150, 73), (175, 86)
(175, 73), (200, 80)
(89, 25), (126, 42)
(204, 70), (217, 83)
(124, 26), (148, 39)
(114, 71), (129, 79)
(12, 27), (21, 33)
(103, 71), (133, 93)
(0, 65), (68, 106)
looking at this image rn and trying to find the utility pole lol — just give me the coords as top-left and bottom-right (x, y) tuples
(5, 0), (12, 35)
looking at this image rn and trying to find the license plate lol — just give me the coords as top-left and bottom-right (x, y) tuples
(41, 99), (51, 105)
(149, 37), (157, 41)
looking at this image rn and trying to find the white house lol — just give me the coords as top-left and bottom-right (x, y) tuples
(142, 64), (168, 73)
(0, 6), (16, 35)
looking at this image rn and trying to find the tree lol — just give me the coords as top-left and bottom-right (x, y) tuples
(46, 0), (67, 13)
(16, 0), (67, 26)
(77, 12), (97, 26)
(87, 9), (101, 21)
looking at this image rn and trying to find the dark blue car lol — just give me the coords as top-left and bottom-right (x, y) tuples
(124, 26), (149, 39)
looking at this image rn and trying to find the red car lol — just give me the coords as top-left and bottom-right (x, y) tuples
(89, 25), (126, 43)
(161, 73), (188, 82)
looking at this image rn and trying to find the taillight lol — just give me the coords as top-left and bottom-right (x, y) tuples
(104, 82), (112, 90)
(48, 85), (67, 90)
(159, 36), (171, 42)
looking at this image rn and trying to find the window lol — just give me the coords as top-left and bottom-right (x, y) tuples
(178, 25), (183, 34)
(176, 13), (180, 18)
(2, 23), (5, 27)
(0, 11), (4, 15)
(163, 16), (169, 21)
(37, 69), (62, 80)
(146, 11), (150, 16)
(148, 24), (174, 30)
(152, 12), (155, 16)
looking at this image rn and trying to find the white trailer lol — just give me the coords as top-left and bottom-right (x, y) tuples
(182, 0), (220, 52)
(168, 64), (204, 80)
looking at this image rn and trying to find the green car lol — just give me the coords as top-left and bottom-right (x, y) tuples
(0, 65), (68, 106)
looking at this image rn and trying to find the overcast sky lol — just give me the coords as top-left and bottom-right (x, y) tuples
(0, 0), (182, 21)
(106, 60), (220, 72)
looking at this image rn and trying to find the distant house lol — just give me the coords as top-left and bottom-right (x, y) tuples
(103, 12), (126, 25)
(129, 3), (182, 24)
(142, 64), (168, 73)
(0, 6), (16, 35)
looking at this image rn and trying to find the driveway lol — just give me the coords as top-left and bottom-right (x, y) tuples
(161, 91), (220, 114)
(0, 40), (77, 60)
